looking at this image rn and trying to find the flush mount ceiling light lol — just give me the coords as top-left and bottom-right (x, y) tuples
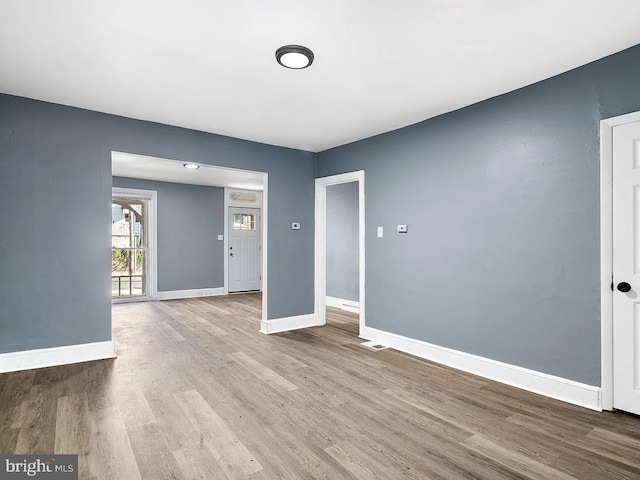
(183, 163), (200, 169)
(275, 45), (314, 69)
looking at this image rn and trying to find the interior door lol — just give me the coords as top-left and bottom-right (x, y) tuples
(228, 207), (261, 293)
(613, 120), (640, 415)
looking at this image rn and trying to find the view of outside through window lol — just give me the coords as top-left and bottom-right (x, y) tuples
(233, 213), (256, 230)
(112, 198), (147, 297)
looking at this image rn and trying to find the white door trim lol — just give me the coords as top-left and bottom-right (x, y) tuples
(600, 110), (640, 411)
(315, 171), (365, 335)
(224, 188), (229, 295)
(224, 188), (264, 294)
(111, 187), (158, 303)
(262, 175), (269, 320)
(225, 179), (268, 320)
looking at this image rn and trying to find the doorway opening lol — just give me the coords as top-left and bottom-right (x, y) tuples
(315, 171), (365, 336)
(225, 189), (263, 294)
(111, 151), (268, 323)
(111, 187), (157, 302)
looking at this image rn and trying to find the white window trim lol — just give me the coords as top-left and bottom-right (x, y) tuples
(111, 187), (158, 303)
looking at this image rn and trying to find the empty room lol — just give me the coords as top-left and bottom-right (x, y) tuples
(2, 1), (640, 479)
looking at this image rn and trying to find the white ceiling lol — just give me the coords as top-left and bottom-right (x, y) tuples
(112, 152), (264, 190)
(2, 1), (640, 152)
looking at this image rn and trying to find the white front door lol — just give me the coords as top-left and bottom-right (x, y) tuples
(228, 207), (261, 292)
(613, 120), (640, 415)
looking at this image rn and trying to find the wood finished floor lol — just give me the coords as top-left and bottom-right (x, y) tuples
(2, 294), (640, 479)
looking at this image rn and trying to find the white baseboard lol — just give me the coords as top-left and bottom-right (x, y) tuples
(360, 326), (602, 411)
(157, 287), (225, 301)
(326, 296), (360, 314)
(260, 314), (323, 334)
(0, 341), (116, 374)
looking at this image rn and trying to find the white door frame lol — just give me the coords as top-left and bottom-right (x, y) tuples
(315, 171), (365, 335)
(223, 181), (269, 325)
(223, 188), (264, 294)
(600, 110), (640, 411)
(111, 187), (158, 303)
(224, 181), (269, 321)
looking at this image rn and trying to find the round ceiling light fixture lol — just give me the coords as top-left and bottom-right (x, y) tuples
(183, 163), (200, 169)
(275, 45), (314, 69)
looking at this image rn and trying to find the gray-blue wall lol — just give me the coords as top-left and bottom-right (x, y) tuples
(326, 182), (359, 302)
(0, 94), (315, 354)
(112, 177), (224, 292)
(4, 43), (640, 385)
(317, 43), (640, 386)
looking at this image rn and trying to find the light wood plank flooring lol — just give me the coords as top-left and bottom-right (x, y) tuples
(2, 294), (640, 479)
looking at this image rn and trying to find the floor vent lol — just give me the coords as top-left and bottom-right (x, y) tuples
(361, 341), (389, 350)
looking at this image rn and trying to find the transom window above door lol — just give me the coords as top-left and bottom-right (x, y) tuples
(229, 191), (259, 203)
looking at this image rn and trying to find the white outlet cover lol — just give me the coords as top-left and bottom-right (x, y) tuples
(217, 234), (224, 241)
(292, 222), (301, 230)
(377, 226), (383, 238)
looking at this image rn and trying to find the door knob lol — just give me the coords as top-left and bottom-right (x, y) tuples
(617, 282), (632, 293)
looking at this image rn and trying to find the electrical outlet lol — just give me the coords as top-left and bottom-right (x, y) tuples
(292, 222), (301, 230)
(397, 225), (408, 233)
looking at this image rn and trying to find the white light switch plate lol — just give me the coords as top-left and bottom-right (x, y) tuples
(292, 222), (301, 230)
(377, 226), (383, 238)
(217, 234), (224, 241)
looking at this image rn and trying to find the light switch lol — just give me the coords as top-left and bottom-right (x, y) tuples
(217, 234), (224, 241)
(292, 222), (301, 230)
(377, 226), (383, 238)
(397, 225), (408, 233)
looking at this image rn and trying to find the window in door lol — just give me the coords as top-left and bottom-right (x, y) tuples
(233, 213), (256, 230)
